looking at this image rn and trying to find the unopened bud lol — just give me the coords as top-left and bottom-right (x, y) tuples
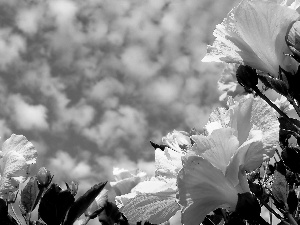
(236, 65), (258, 90)
(286, 20), (300, 63)
(235, 192), (261, 220)
(70, 181), (78, 196)
(37, 167), (52, 188)
(7, 192), (17, 204)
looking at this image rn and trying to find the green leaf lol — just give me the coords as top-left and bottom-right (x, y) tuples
(0, 199), (18, 225)
(98, 201), (122, 225)
(287, 190), (298, 214)
(63, 181), (107, 225)
(20, 177), (39, 215)
(282, 147), (300, 173)
(258, 73), (289, 97)
(38, 183), (74, 225)
(121, 193), (180, 224)
(85, 189), (108, 219)
(272, 170), (288, 205)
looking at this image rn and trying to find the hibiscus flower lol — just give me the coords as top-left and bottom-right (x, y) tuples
(202, 0), (300, 77)
(178, 95), (279, 225)
(0, 134), (37, 199)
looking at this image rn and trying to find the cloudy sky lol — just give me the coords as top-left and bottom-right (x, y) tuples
(0, 0), (239, 198)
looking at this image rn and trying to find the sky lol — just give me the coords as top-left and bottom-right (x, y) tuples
(0, 0), (239, 202)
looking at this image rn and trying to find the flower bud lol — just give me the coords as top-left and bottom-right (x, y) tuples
(286, 20), (300, 63)
(36, 167), (52, 188)
(6, 192), (17, 204)
(236, 65), (258, 90)
(235, 192), (261, 221)
(70, 181), (78, 196)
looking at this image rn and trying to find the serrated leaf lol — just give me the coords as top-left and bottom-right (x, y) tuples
(63, 181), (107, 225)
(272, 170), (288, 205)
(39, 183), (74, 225)
(121, 193), (180, 224)
(258, 74), (289, 96)
(20, 177), (39, 215)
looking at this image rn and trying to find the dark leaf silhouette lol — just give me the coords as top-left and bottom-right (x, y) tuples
(63, 181), (107, 225)
(282, 147), (300, 173)
(20, 177), (39, 215)
(0, 199), (18, 225)
(39, 183), (74, 225)
(287, 190), (298, 214)
(258, 73), (289, 97)
(98, 201), (122, 225)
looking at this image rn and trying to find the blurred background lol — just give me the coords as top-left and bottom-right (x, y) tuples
(0, 0), (239, 194)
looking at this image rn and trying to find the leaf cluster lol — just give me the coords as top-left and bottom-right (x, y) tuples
(0, 168), (127, 225)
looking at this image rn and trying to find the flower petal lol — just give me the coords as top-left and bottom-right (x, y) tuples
(191, 128), (239, 173)
(203, 0), (299, 76)
(132, 177), (177, 194)
(1, 134), (37, 165)
(155, 147), (182, 178)
(0, 151), (27, 198)
(121, 193), (180, 224)
(225, 130), (263, 187)
(177, 156), (238, 225)
(110, 176), (144, 196)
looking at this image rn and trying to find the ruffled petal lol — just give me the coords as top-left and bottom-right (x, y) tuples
(110, 176), (144, 196)
(1, 134), (37, 164)
(121, 193), (180, 224)
(203, 0), (299, 77)
(206, 107), (230, 134)
(191, 128), (239, 173)
(132, 177), (177, 194)
(177, 156), (238, 225)
(162, 130), (191, 152)
(0, 151), (27, 198)
(110, 168), (147, 196)
(155, 147), (182, 178)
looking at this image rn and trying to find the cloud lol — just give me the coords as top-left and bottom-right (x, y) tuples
(0, 28), (26, 70)
(121, 45), (161, 80)
(0, 119), (12, 142)
(95, 148), (154, 181)
(48, 0), (78, 29)
(48, 150), (95, 181)
(7, 94), (49, 130)
(52, 101), (95, 132)
(0, 0), (240, 204)
(83, 105), (148, 151)
(143, 77), (182, 105)
(16, 6), (42, 35)
(86, 77), (125, 108)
